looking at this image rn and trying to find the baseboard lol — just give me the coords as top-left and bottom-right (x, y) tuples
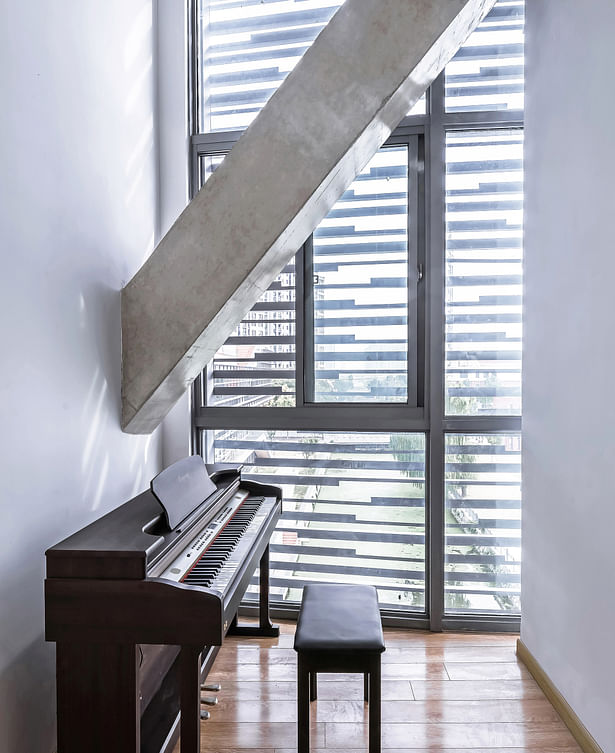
(516, 639), (603, 753)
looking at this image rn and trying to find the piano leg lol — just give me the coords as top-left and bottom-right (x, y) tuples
(227, 545), (280, 637)
(56, 642), (140, 753)
(180, 645), (203, 753)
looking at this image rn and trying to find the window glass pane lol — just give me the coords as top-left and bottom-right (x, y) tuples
(199, 153), (224, 182)
(312, 146), (410, 403)
(445, 129), (523, 416)
(445, 0), (524, 113)
(206, 263), (296, 408)
(445, 433), (521, 615)
(198, 0), (345, 132)
(212, 430), (426, 611)
(198, 0), (425, 132)
(407, 96), (426, 117)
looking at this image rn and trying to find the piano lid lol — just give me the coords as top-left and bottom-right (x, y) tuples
(151, 456), (238, 530)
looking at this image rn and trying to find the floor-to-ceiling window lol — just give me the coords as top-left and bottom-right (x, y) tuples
(190, 0), (524, 630)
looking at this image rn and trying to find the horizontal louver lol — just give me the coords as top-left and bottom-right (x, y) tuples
(445, 434), (521, 614)
(445, 0), (524, 113)
(213, 430), (426, 611)
(445, 129), (523, 416)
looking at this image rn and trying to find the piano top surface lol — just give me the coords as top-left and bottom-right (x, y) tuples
(45, 464), (242, 578)
(46, 489), (167, 559)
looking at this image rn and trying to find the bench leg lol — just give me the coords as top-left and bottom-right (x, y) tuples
(309, 672), (317, 702)
(368, 657), (381, 753)
(297, 655), (310, 753)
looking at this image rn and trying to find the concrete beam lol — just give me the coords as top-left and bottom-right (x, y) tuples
(122, 0), (495, 434)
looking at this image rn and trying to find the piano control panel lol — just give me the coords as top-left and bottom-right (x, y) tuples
(160, 490), (250, 583)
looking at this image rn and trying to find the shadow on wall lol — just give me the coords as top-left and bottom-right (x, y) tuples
(79, 279), (157, 508)
(79, 281), (121, 512)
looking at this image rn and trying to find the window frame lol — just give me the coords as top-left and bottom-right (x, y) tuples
(188, 0), (523, 632)
(193, 129), (426, 429)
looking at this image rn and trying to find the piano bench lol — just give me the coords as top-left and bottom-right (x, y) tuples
(294, 584), (385, 753)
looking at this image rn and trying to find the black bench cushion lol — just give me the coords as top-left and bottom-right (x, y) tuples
(294, 584), (385, 653)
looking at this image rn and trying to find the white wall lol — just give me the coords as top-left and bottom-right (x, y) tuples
(523, 2), (615, 750)
(0, 2), (162, 751)
(156, 0), (193, 467)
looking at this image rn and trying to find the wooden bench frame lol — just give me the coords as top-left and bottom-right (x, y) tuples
(294, 584), (384, 753)
(296, 649), (382, 753)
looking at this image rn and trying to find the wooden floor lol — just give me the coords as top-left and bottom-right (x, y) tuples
(176, 620), (581, 753)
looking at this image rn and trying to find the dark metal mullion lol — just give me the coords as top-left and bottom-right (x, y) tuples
(187, 0), (199, 195)
(190, 380), (202, 458)
(191, 147), (216, 420)
(442, 109), (524, 129)
(303, 235), (315, 403)
(190, 145), (200, 201)
(416, 133), (427, 409)
(188, 15), (201, 459)
(427, 72), (446, 632)
(406, 135), (420, 408)
(443, 416), (522, 433)
(192, 130), (242, 148)
(194, 405), (425, 432)
(295, 244), (306, 407)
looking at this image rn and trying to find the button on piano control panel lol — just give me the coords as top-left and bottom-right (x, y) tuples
(160, 490), (250, 583)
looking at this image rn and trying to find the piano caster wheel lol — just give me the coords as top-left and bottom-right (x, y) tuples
(200, 709), (210, 721)
(201, 696), (218, 706)
(201, 683), (221, 692)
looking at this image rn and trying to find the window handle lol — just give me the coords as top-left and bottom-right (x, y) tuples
(417, 264), (424, 282)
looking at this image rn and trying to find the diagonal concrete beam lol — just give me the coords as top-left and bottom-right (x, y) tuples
(122, 0), (495, 434)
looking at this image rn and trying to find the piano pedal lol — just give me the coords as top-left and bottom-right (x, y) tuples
(201, 683), (221, 692)
(200, 696), (218, 706)
(200, 709), (210, 721)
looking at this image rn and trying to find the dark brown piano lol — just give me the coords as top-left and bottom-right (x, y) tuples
(45, 456), (282, 753)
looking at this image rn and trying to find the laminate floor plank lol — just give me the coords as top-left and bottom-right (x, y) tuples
(381, 646), (523, 663)
(211, 698), (561, 724)
(324, 721), (579, 749)
(205, 678), (415, 701)
(199, 721), (325, 749)
(410, 679), (544, 701)
(274, 748), (582, 753)
(210, 664), (447, 682)
(444, 662), (530, 681)
(379, 631), (518, 647)
(170, 623), (582, 753)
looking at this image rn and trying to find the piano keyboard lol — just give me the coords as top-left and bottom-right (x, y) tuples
(182, 497), (263, 590)
(161, 492), (278, 598)
(160, 490), (251, 582)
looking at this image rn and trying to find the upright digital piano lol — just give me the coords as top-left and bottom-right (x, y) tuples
(44, 456), (282, 753)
